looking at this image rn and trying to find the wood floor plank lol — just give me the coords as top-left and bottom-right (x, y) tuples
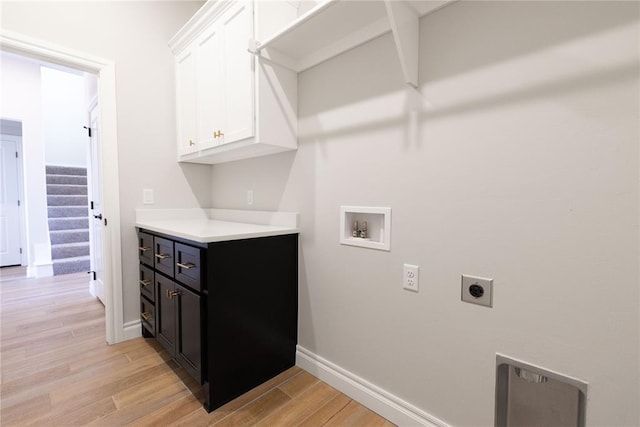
(297, 392), (352, 426)
(257, 381), (340, 426)
(0, 270), (395, 427)
(212, 388), (291, 426)
(324, 400), (396, 427)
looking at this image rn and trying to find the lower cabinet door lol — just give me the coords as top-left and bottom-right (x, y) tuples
(156, 275), (177, 356)
(176, 283), (202, 382)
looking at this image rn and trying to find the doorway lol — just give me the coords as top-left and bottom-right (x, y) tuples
(0, 129), (25, 267)
(1, 31), (124, 344)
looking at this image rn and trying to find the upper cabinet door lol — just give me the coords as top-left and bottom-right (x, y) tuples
(196, 23), (225, 150)
(176, 49), (197, 155)
(220, 1), (254, 145)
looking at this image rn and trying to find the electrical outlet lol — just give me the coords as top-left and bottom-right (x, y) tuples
(247, 190), (253, 205)
(403, 264), (419, 292)
(461, 274), (493, 307)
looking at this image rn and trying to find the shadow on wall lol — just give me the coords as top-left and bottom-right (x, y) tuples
(179, 162), (214, 208)
(297, 0), (638, 145)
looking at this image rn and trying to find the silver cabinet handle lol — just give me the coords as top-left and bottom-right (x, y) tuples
(176, 262), (196, 269)
(139, 279), (151, 287)
(139, 246), (151, 252)
(154, 253), (170, 260)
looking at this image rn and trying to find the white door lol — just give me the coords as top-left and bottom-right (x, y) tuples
(87, 102), (105, 304)
(0, 135), (23, 267)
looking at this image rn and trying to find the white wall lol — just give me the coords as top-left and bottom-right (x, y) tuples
(1, 1), (210, 323)
(0, 52), (52, 274)
(41, 66), (87, 167)
(210, 2), (639, 426)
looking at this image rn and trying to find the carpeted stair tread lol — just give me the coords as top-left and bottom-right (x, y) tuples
(47, 195), (88, 207)
(46, 174), (87, 185)
(51, 242), (90, 259)
(46, 184), (88, 196)
(48, 206), (88, 218)
(45, 165), (87, 176)
(48, 217), (90, 231)
(52, 256), (90, 275)
(50, 229), (89, 245)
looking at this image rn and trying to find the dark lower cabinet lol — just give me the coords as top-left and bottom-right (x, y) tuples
(137, 228), (298, 413)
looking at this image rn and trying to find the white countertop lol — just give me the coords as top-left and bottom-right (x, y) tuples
(135, 209), (299, 243)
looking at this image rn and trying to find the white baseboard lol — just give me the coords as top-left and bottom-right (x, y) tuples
(123, 320), (142, 341)
(296, 346), (449, 427)
(27, 263), (53, 278)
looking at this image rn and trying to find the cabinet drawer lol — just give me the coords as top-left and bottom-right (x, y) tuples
(140, 296), (155, 336)
(154, 236), (174, 278)
(175, 243), (202, 291)
(139, 264), (155, 302)
(138, 231), (154, 266)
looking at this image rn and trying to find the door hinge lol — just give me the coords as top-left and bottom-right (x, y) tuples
(15, 151), (18, 158)
(104, 217), (107, 226)
(90, 201), (94, 210)
(88, 270), (96, 280)
(19, 248), (22, 254)
(17, 200), (20, 207)
(83, 126), (92, 138)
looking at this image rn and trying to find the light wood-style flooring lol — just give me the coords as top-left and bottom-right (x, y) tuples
(0, 267), (394, 426)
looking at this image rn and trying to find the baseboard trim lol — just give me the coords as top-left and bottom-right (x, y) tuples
(123, 320), (142, 341)
(27, 264), (53, 278)
(296, 346), (448, 427)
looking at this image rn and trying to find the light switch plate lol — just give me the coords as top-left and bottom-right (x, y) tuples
(461, 274), (493, 307)
(143, 189), (154, 205)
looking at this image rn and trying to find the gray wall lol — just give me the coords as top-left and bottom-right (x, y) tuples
(210, 2), (640, 425)
(1, 1), (210, 322)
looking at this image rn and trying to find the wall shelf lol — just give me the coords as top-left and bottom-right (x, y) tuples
(251, 0), (453, 87)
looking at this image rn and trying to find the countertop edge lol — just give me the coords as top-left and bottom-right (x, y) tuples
(135, 221), (299, 244)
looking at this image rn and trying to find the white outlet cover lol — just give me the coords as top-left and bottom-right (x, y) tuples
(143, 189), (154, 205)
(461, 274), (493, 307)
(403, 264), (419, 292)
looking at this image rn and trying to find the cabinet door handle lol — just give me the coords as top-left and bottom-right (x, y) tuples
(176, 262), (195, 269)
(213, 130), (224, 138)
(169, 290), (181, 299)
(154, 253), (170, 260)
(189, 139), (195, 146)
(139, 246), (151, 252)
(139, 279), (151, 287)
(141, 312), (152, 320)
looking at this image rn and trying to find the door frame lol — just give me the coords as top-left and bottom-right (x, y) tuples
(0, 30), (124, 345)
(0, 131), (26, 267)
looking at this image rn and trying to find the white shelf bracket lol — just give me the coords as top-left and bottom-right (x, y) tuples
(384, 0), (419, 88)
(247, 38), (299, 72)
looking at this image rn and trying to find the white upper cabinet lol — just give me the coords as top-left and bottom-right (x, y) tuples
(169, 1), (297, 164)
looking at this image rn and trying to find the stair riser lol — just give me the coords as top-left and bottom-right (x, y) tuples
(53, 259), (90, 276)
(49, 218), (90, 231)
(47, 196), (88, 207)
(46, 175), (87, 185)
(50, 231), (89, 245)
(47, 185), (88, 196)
(51, 245), (90, 259)
(48, 207), (88, 218)
(45, 165), (87, 176)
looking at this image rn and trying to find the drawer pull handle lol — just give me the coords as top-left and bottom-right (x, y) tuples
(141, 312), (152, 320)
(166, 289), (181, 300)
(139, 279), (151, 287)
(139, 246), (151, 252)
(176, 262), (196, 269)
(154, 253), (170, 260)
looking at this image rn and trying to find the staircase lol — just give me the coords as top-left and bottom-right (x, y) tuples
(46, 165), (90, 276)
